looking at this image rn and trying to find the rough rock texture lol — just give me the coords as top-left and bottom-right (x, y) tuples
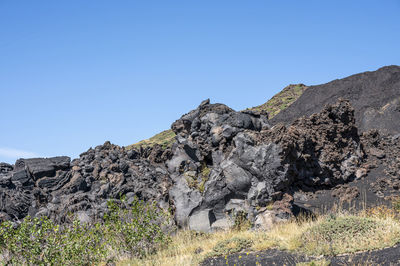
(168, 99), (363, 230)
(0, 66), (398, 232)
(0, 99), (366, 231)
(0, 142), (171, 223)
(271, 65), (400, 135)
(361, 130), (400, 197)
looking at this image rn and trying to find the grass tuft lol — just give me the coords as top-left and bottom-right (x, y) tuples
(248, 84), (308, 118)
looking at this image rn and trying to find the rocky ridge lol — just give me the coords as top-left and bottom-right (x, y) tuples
(0, 66), (399, 233)
(1, 98), (367, 232)
(271, 65), (400, 135)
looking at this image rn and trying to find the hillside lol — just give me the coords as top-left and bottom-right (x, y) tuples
(1, 66), (400, 265)
(246, 83), (308, 118)
(271, 65), (400, 134)
(127, 83), (308, 150)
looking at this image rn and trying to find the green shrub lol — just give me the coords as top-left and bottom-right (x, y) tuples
(207, 237), (252, 257)
(0, 198), (171, 265)
(296, 259), (331, 266)
(0, 217), (107, 265)
(300, 216), (381, 255)
(233, 211), (252, 231)
(103, 199), (171, 258)
(392, 197), (400, 212)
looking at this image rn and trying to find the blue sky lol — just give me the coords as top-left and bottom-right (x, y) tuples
(0, 1), (399, 163)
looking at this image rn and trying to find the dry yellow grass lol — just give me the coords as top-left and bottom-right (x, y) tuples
(119, 207), (400, 266)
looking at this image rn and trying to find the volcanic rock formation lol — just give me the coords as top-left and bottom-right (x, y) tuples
(0, 66), (399, 233)
(167, 98), (364, 231)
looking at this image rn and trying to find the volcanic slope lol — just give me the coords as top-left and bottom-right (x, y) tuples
(271, 65), (400, 135)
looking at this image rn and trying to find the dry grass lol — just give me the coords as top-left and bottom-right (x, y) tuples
(299, 214), (400, 255)
(296, 259), (331, 266)
(119, 207), (400, 266)
(248, 83), (308, 118)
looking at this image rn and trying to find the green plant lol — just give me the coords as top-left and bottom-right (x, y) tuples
(249, 84), (308, 118)
(0, 198), (172, 265)
(392, 197), (400, 212)
(206, 237), (252, 258)
(183, 164), (211, 193)
(300, 216), (383, 255)
(297, 259), (331, 266)
(0, 216), (107, 265)
(127, 129), (176, 150)
(233, 211), (252, 231)
(198, 164), (210, 193)
(103, 199), (171, 258)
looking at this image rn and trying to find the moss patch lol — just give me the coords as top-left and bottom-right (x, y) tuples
(127, 129), (176, 150)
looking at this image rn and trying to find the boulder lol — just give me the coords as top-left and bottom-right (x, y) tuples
(210, 218), (234, 232)
(14, 156), (70, 180)
(188, 209), (216, 232)
(168, 99), (364, 230)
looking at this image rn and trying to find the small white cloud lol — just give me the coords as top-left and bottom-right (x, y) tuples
(0, 148), (39, 159)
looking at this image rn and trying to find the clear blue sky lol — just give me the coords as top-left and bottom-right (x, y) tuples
(1, 1), (399, 163)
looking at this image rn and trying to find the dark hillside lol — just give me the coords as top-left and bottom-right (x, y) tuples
(271, 65), (400, 135)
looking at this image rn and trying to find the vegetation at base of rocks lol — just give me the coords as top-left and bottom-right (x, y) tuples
(0, 198), (171, 265)
(126, 205), (400, 266)
(206, 237), (252, 258)
(247, 84), (308, 118)
(184, 163), (211, 194)
(127, 129), (176, 150)
(299, 215), (389, 255)
(232, 211), (252, 231)
(392, 197), (400, 212)
(296, 259), (331, 266)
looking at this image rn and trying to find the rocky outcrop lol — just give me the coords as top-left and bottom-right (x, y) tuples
(0, 99), (371, 232)
(168, 99), (364, 231)
(0, 142), (171, 223)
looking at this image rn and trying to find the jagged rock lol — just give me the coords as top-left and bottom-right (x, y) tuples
(0, 141), (171, 223)
(0, 163), (13, 174)
(168, 99), (364, 227)
(11, 169), (33, 187)
(15, 156), (70, 180)
(0, 98), (375, 232)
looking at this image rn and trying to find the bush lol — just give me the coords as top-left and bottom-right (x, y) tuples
(103, 199), (171, 258)
(392, 197), (400, 212)
(0, 217), (107, 265)
(0, 198), (171, 265)
(232, 211), (252, 231)
(299, 215), (399, 255)
(207, 237), (252, 257)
